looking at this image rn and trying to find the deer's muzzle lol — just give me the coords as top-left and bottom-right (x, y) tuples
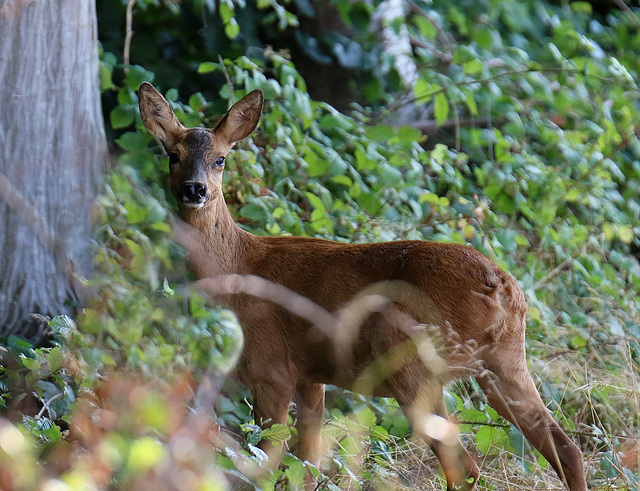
(181, 181), (209, 207)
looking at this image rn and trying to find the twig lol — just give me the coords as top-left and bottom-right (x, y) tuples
(36, 392), (65, 420)
(458, 418), (637, 442)
(451, 92), (460, 151)
(403, 65), (640, 111)
(409, 35), (452, 65)
(532, 258), (573, 291)
(407, 0), (456, 51)
(124, 0), (137, 71)
(218, 54), (235, 106)
(612, 0), (640, 28)
(543, 339), (631, 359)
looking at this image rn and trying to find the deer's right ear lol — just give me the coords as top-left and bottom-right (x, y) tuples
(138, 82), (184, 146)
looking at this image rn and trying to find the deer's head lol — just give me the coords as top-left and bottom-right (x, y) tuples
(138, 82), (263, 210)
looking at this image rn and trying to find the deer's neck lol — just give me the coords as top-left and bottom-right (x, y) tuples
(180, 195), (254, 277)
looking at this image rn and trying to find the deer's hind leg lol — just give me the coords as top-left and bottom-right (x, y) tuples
(368, 306), (479, 490)
(476, 337), (586, 491)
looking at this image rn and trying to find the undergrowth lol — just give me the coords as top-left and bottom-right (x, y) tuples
(2, 0), (640, 489)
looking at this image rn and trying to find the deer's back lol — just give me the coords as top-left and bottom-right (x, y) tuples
(246, 236), (526, 339)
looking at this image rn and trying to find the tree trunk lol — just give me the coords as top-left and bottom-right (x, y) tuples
(0, 0), (105, 339)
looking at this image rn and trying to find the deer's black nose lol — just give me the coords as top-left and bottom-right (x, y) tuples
(182, 181), (208, 203)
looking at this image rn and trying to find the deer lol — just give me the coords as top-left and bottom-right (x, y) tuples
(138, 82), (587, 490)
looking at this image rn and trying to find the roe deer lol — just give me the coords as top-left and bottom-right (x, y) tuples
(138, 82), (586, 490)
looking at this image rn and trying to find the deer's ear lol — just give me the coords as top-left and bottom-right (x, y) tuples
(215, 90), (263, 144)
(139, 82), (184, 146)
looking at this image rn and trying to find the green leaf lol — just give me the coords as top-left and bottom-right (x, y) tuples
(571, 1), (592, 14)
(414, 78), (435, 102)
(305, 192), (326, 212)
(565, 187), (581, 202)
(46, 347), (64, 373)
(165, 88), (179, 102)
(198, 62), (219, 74)
(99, 63), (116, 91)
(331, 174), (352, 186)
(110, 105), (135, 129)
(219, 2), (234, 23)
(224, 17), (240, 39)
(434, 92), (449, 126)
(475, 425), (504, 455)
(240, 203), (266, 221)
(414, 16), (437, 39)
(20, 355), (41, 373)
(125, 65), (154, 90)
(49, 315), (77, 340)
(282, 455), (305, 486)
(189, 92), (208, 112)
(395, 125), (422, 146)
(617, 224), (634, 244)
(123, 199), (149, 225)
(157, 278), (175, 297)
(379, 164), (403, 185)
(115, 132), (150, 152)
(365, 124), (392, 142)
(35, 417), (62, 442)
(305, 150), (328, 177)
(463, 59), (483, 75)
(459, 408), (488, 423)
(357, 406), (377, 428)
(464, 91), (478, 116)
(7, 335), (36, 358)
(261, 423), (291, 442)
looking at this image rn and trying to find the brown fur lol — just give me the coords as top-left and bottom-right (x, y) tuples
(139, 82), (586, 490)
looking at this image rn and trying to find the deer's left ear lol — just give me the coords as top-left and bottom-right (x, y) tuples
(215, 90), (263, 144)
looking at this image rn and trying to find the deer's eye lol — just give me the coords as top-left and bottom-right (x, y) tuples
(214, 157), (225, 167)
(168, 153), (180, 165)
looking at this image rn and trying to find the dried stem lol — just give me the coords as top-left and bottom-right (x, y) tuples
(124, 0), (137, 71)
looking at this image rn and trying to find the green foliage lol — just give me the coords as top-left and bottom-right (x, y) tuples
(3, 0), (640, 489)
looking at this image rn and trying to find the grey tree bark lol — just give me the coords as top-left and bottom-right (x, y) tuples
(0, 0), (106, 338)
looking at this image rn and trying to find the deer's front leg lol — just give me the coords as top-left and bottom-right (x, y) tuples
(244, 347), (297, 460)
(295, 381), (326, 466)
